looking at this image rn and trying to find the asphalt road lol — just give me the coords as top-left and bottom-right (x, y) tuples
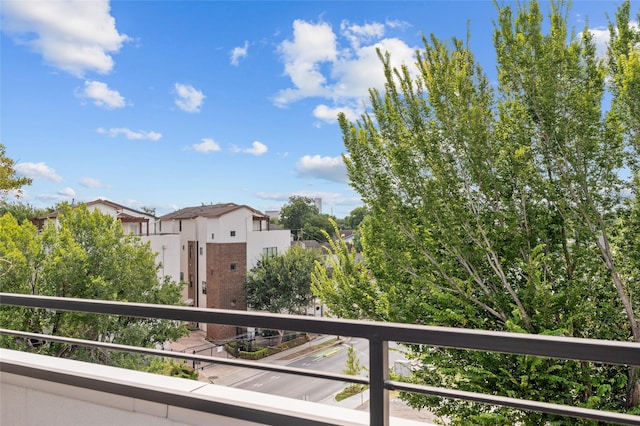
(231, 338), (405, 403)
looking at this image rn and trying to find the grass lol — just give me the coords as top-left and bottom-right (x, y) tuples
(335, 384), (368, 402)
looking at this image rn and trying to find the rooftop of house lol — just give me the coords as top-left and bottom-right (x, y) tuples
(32, 198), (156, 221)
(159, 203), (267, 221)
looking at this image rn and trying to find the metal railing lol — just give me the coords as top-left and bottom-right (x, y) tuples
(1, 292), (640, 426)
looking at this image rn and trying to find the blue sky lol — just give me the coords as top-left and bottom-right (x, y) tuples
(1, 1), (637, 218)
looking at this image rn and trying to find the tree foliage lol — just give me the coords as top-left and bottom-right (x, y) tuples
(312, 219), (386, 319)
(0, 143), (32, 197)
(314, 1), (640, 422)
(0, 205), (187, 368)
(344, 206), (370, 230)
(279, 195), (334, 241)
(244, 244), (322, 315)
(0, 200), (49, 224)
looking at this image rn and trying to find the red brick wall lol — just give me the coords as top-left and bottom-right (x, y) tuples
(205, 242), (247, 341)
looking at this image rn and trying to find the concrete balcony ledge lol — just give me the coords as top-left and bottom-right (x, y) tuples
(0, 349), (431, 426)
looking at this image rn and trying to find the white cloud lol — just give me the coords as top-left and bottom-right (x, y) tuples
(58, 187), (76, 197)
(245, 141), (268, 156)
(340, 20), (385, 49)
(192, 138), (221, 153)
(295, 155), (347, 183)
(274, 20), (338, 106)
(232, 141), (268, 156)
(587, 27), (610, 59)
(331, 38), (417, 99)
(122, 200), (178, 216)
(313, 104), (360, 123)
(274, 18), (417, 118)
(97, 127), (162, 140)
(1, 0), (129, 77)
(79, 80), (125, 109)
(36, 190), (76, 203)
(385, 19), (411, 30)
(231, 41), (249, 66)
(255, 190), (341, 202)
(174, 83), (205, 113)
(585, 21), (639, 59)
(14, 162), (62, 182)
(79, 177), (109, 188)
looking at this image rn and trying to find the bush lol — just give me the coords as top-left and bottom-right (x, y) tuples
(224, 340), (270, 360)
(238, 347), (269, 360)
(144, 358), (198, 380)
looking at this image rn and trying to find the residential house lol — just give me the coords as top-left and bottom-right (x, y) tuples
(30, 199), (182, 287)
(158, 203), (291, 341)
(31, 199), (155, 236)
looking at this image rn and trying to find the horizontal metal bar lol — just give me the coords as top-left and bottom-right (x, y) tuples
(0, 329), (369, 386)
(387, 381), (640, 426)
(2, 293), (639, 366)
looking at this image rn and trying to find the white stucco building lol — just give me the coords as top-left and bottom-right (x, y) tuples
(158, 203), (291, 340)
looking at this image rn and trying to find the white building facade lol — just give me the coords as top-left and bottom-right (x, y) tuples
(159, 203), (291, 340)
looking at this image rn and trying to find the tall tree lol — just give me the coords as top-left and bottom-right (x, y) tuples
(0, 201), (48, 224)
(0, 205), (187, 367)
(245, 244), (322, 315)
(0, 144), (31, 197)
(279, 196), (334, 241)
(314, 1), (640, 422)
(344, 206), (369, 230)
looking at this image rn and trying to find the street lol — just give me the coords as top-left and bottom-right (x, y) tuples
(229, 338), (404, 403)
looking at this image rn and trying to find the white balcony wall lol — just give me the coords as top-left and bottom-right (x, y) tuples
(1, 349), (427, 426)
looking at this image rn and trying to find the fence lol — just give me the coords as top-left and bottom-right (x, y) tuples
(1, 292), (639, 426)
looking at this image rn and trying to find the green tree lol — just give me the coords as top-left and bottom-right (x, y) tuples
(140, 206), (157, 216)
(0, 205), (187, 368)
(245, 244), (322, 315)
(314, 1), (640, 422)
(312, 219), (386, 319)
(0, 144), (32, 197)
(0, 200), (48, 224)
(279, 196), (334, 241)
(342, 344), (364, 376)
(334, 344), (367, 402)
(302, 213), (334, 242)
(279, 196), (319, 240)
(344, 206), (369, 230)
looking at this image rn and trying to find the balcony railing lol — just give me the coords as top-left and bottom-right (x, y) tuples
(1, 292), (640, 426)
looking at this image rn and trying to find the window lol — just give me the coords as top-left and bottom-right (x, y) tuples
(263, 247), (277, 260)
(230, 230), (236, 237)
(230, 263), (237, 271)
(199, 247), (203, 255)
(202, 281), (207, 294)
(189, 245), (192, 258)
(179, 220), (182, 231)
(211, 233), (214, 240)
(180, 272), (184, 281)
(189, 274), (193, 287)
(210, 270), (214, 277)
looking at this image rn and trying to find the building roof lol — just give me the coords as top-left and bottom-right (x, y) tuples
(84, 199), (156, 219)
(32, 198), (155, 221)
(159, 203), (267, 221)
(116, 211), (149, 223)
